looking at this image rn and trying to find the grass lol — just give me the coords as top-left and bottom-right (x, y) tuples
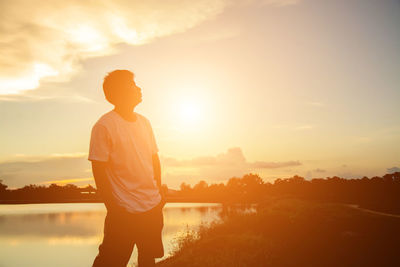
(156, 199), (400, 267)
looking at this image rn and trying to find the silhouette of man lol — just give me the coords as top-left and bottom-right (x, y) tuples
(88, 70), (166, 267)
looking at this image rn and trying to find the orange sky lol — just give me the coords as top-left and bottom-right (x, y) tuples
(0, 0), (399, 189)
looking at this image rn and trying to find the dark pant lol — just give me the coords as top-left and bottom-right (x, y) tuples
(92, 202), (164, 267)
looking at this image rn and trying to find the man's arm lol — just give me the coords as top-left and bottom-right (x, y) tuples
(91, 161), (124, 212)
(152, 153), (167, 202)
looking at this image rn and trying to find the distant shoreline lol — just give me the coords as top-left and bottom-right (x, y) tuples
(2, 199), (400, 217)
(0, 198), (225, 205)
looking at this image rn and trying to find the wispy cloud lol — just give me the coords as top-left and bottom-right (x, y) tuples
(0, 153), (91, 188)
(0, 0), (228, 95)
(0, 93), (96, 103)
(250, 160), (301, 168)
(387, 166), (400, 174)
(260, 0), (301, 7)
(295, 125), (314, 130)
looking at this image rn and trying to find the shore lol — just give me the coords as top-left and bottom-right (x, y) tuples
(156, 199), (400, 267)
(0, 197), (225, 205)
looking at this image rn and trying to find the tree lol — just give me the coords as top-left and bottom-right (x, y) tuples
(227, 177), (242, 190)
(393, 172), (400, 183)
(0, 179), (8, 192)
(383, 173), (394, 183)
(242, 173), (264, 188)
(193, 180), (208, 191)
(180, 182), (191, 192)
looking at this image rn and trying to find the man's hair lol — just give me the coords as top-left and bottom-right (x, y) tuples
(103, 70), (134, 104)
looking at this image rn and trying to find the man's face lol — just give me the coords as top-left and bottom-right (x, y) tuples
(115, 79), (142, 108)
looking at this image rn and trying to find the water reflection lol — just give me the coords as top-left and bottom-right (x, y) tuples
(0, 203), (228, 267)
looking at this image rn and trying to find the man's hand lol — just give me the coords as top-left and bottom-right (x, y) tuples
(158, 184), (168, 207)
(152, 153), (161, 187)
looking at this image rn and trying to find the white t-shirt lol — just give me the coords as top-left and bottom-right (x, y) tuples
(88, 110), (161, 213)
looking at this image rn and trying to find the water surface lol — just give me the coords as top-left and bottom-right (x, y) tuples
(0, 203), (223, 267)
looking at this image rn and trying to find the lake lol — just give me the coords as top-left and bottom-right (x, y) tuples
(0, 202), (229, 267)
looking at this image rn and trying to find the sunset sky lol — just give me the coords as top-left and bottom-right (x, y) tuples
(1, 0), (399, 189)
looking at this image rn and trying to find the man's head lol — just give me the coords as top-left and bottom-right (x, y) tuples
(103, 70), (142, 108)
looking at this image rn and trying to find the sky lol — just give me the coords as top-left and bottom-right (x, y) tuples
(0, 0), (399, 189)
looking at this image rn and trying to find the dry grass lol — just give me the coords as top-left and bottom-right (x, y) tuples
(157, 199), (400, 267)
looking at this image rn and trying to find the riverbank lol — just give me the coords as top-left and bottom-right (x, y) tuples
(156, 199), (400, 267)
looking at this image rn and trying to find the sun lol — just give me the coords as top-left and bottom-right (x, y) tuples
(169, 90), (213, 133)
(179, 101), (202, 125)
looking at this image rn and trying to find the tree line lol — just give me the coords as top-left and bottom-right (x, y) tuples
(177, 172), (400, 213)
(0, 182), (99, 203)
(1, 172), (400, 213)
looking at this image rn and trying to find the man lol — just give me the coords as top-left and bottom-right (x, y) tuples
(88, 70), (166, 267)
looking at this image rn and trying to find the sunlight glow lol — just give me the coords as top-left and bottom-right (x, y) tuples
(110, 17), (144, 45)
(0, 63), (59, 95)
(0, 0), (227, 95)
(67, 25), (108, 52)
(167, 87), (216, 135)
(179, 101), (203, 125)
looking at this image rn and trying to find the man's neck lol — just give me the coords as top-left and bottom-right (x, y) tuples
(113, 106), (137, 122)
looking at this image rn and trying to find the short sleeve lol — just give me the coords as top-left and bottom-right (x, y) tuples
(146, 119), (159, 154)
(88, 123), (112, 162)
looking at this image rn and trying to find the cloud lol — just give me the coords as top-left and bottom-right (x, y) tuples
(260, 0), (301, 7)
(163, 147), (246, 167)
(0, 153), (91, 188)
(305, 168), (326, 179)
(161, 147), (301, 187)
(387, 167), (400, 174)
(0, 94), (95, 103)
(162, 147), (300, 169)
(0, 0), (228, 95)
(250, 160), (302, 168)
(0, 0), (303, 96)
